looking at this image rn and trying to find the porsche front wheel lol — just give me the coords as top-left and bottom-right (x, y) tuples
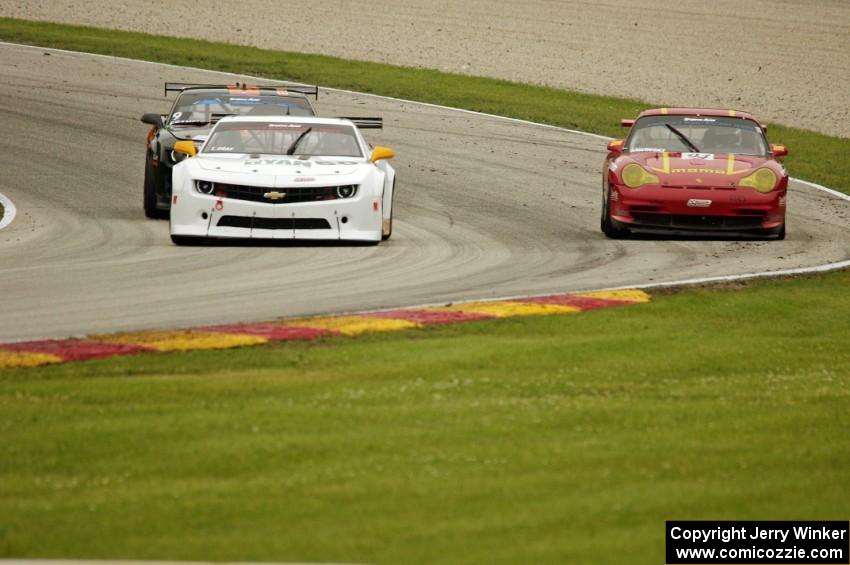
(601, 188), (629, 239)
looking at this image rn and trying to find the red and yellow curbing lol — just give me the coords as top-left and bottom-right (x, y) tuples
(0, 289), (650, 369)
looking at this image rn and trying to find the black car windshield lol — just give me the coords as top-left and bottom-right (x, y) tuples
(168, 93), (314, 126)
(625, 115), (769, 156)
(204, 122), (363, 157)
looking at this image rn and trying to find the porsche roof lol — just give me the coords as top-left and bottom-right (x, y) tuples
(637, 108), (760, 122)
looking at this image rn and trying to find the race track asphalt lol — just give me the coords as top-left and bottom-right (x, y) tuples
(1, 44), (849, 342)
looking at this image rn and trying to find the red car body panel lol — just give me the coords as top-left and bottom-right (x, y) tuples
(604, 108), (787, 235)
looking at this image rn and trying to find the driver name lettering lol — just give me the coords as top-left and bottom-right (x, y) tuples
(245, 159), (313, 167)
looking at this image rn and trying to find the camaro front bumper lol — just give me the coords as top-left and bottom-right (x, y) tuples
(170, 189), (384, 242)
(608, 185), (786, 233)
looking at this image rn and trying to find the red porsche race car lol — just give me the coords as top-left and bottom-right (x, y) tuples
(601, 108), (788, 239)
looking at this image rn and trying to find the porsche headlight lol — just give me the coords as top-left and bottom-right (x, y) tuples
(621, 163), (660, 189)
(738, 168), (778, 193)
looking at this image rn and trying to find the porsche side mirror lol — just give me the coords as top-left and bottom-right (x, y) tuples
(173, 140), (197, 157)
(141, 113), (164, 128)
(370, 146), (394, 163)
(621, 119), (635, 128)
(771, 144), (788, 158)
(607, 139), (625, 153)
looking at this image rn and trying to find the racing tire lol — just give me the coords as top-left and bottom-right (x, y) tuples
(776, 223), (786, 241)
(143, 159), (158, 219)
(601, 190), (630, 239)
(381, 180), (395, 241)
(170, 234), (204, 246)
(144, 158), (167, 219)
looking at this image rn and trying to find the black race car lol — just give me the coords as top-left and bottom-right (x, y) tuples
(140, 82), (318, 218)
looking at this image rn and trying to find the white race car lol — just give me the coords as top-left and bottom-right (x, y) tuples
(169, 116), (396, 244)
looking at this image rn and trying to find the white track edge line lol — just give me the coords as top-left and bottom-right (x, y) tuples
(0, 191), (17, 230)
(1, 41), (849, 322)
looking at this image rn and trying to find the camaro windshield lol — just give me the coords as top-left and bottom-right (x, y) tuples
(625, 115), (769, 156)
(203, 122), (363, 157)
(168, 93), (313, 126)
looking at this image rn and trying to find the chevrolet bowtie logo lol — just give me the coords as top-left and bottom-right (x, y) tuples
(263, 191), (286, 200)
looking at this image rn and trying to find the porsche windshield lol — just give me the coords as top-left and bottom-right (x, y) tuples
(168, 93), (313, 126)
(203, 122), (363, 157)
(625, 115), (769, 156)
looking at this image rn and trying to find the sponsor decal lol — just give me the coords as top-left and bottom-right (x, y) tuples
(683, 153), (715, 160)
(673, 168), (726, 174)
(683, 117), (717, 123)
(687, 199), (712, 208)
(314, 159), (360, 166)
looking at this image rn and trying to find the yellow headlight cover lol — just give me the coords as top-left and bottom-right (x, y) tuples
(621, 163), (660, 189)
(739, 168), (778, 193)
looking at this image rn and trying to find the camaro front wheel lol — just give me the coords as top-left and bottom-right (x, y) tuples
(170, 234), (205, 246)
(381, 180), (395, 241)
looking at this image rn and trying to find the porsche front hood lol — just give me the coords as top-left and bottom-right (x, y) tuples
(622, 152), (774, 187)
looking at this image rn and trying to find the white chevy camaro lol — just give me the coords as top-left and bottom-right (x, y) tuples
(169, 116), (396, 244)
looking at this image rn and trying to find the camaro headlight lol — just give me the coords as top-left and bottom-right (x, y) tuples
(738, 168), (778, 193)
(336, 185), (357, 199)
(621, 163), (660, 189)
(195, 180), (215, 194)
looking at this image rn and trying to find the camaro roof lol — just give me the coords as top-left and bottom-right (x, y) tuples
(638, 108), (760, 123)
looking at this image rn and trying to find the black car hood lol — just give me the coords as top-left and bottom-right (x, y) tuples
(165, 124), (212, 142)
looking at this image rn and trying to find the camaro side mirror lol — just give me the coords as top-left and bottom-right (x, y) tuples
(607, 139), (625, 152)
(173, 140), (197, 157)
(370, 146), (394, 163)
(141, 113), (164, 129)
(771, 144), (788, 158)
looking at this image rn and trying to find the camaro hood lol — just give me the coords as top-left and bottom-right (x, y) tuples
(195, 154), (365, 177)
(620, 152), (775, 187)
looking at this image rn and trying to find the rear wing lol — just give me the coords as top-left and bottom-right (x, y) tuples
(338, 117), (383, 130)
(164, 82), (319, 99)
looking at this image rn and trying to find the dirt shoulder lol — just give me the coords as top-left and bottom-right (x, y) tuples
(1, 0), (848, 137)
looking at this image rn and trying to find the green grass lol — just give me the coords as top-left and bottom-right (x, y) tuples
(2, 271), (850, 564)
(1, 17), (849, 192)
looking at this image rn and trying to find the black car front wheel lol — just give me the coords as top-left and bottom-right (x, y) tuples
(143, 158), (167, 219)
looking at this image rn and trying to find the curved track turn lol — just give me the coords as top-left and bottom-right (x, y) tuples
(1, 44), (849, 342)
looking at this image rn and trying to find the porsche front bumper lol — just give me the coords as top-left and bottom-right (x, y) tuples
(608, 185), (786, 233)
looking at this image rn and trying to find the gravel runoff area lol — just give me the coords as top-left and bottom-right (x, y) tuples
(1, 0), (849, 138)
